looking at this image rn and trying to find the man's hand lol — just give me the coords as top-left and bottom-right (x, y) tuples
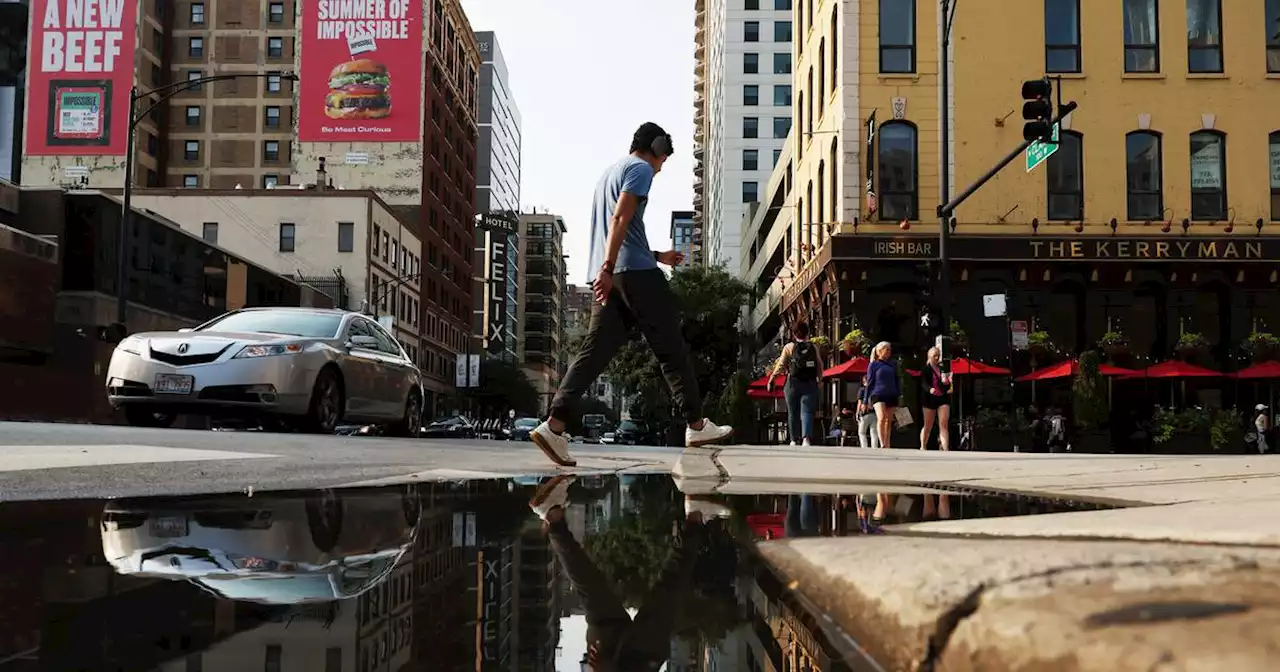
(592, 270), (613, 305)
(657, 250), (685, 266)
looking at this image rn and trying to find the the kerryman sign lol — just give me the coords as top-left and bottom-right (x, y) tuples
(837, 236), (1274, 262)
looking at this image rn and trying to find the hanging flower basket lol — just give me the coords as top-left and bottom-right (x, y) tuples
(840, 329), (870, 356)
(1099, 331), (1129, 358)
(947, 319), (969, 356)
(1175, 332), (1209, 361)
(1243, 331), (1280, 363)
(809, 336), (831, 355)
(1027, 330), (1055, 361)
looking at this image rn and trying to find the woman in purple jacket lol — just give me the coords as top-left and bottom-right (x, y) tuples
(865, 341), (900, 450)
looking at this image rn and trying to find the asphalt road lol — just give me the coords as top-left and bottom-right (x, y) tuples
(0, 422), (678, 501)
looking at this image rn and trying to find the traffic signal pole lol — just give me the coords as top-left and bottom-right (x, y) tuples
(937, 0), (957, 376)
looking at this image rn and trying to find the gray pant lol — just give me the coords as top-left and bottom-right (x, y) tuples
(858, 412), (881, 448)
(550, 269), (701, 423)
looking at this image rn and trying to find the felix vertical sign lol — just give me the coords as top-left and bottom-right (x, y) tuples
(26, 0), (137, 155)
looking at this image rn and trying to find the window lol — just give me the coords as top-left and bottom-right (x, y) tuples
(1125, 131), (1163, 220)
(338, 222), (355, 252)
(742, 181), (759, 203)
(186, 69), (203, 90)
(190, 2), (204, 24)
(744, 117), (759, 138)
(188, 37), (204, 57)
(775, 0), (792, 8)
(279, 223), (295, 252)
(744, 84), (759, 105)
(1123, 0), (1160, 73)
(744, 52), (759, 73)
(202, 222), (218, 243)
(185, 106), (201, 126)
(1044, 0), (1081, 73)
(263, 174), (279, 188)
(877, 122), (918, 221)
(773, 149), (782, 166)
(774, 20), (792, 42)
(1186, 0), (1222, 73)
(1269, 0), (1280, 73)
(1270, 132), (1280, 220)
(743, 149), (759, 171)
(817, 41), (825, 117)
(263, 140), (280, 161)
(829, 8), (838, 93)
(267, 73), (282, 93)
(829, 138), (839, 222)
(1046, 131), (1084, 220)
(268, 37), (284, 58)
(774, 84), (792, 106)
(184, 140), (199, 160)
(745, 21), (760, 41)
(265, 106), (281, 128)
(746, 0), (759, 9)
(269, 1), (285, 22)
(1189, 131), (1226, 220)
(879, 0), (915, 73)
(773, 52), (792, 74)
(183, 175), (198, 188)
(772, 116), (791, 138)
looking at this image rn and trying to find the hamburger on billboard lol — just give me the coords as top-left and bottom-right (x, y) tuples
(25, 0), (138, 156)
(300, 0), (423, 143)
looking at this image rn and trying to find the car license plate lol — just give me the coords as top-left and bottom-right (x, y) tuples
(148, 516), (188, 538)
(154, 374), (194, 395)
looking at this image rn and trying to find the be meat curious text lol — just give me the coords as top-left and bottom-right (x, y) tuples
(39, 0), (127, 73)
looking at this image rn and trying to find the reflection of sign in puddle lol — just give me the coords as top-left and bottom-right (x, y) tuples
(1086, 601), (1250, 627)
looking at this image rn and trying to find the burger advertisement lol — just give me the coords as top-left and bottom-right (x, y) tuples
(299, 0), (422, 142)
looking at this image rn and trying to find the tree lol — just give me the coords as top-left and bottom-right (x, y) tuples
(717, 370), (758, 444)
(461, 356), (540, 417)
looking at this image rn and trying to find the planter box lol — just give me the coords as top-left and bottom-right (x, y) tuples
(1151, 431), (1213, 455)
(972, 429), (1027, 452)
(1071, 430), (1111, 454)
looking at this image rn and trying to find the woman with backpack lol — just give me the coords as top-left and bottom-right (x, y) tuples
(766, 321), (825, 446)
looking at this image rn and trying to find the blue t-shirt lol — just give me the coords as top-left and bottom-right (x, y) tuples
(586, 155), (658, 282)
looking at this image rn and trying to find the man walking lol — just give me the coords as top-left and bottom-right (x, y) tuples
(530, 122), (734, 466)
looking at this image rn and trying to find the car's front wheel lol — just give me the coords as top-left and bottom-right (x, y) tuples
(122, 405), (176, 429)
(389, 390), (422, 438)
(303, 367), (344, 434)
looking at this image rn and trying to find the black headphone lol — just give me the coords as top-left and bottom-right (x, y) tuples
(650, 133), (674, 158)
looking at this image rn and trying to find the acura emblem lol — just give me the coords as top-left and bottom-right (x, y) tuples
(178, 344), (189, 354)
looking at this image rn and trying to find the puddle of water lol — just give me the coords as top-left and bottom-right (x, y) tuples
(0, 476), (1113, 670)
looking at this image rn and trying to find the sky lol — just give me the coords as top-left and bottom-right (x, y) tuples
(460, 0), (696, 284)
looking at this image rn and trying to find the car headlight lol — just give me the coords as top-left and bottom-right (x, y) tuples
(234, 344), (303, 359)
(117, 336), (145, 355)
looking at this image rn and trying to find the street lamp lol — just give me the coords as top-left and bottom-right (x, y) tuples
(114, 72), (298, 332)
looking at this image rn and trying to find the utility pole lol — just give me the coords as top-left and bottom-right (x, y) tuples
(937, 0), (958, 376)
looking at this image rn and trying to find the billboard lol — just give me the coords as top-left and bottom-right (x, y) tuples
(25, 0), (138, 156)
(299, 0), (423, 142)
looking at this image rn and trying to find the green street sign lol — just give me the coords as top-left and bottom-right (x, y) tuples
(1025, 123), (1060, 172)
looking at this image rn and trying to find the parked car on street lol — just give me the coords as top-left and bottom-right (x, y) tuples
(614, 419), (652, 445)
(420, 415), (476, 439)
(105, 307), (423, 435)
(505, 417), (539, 441)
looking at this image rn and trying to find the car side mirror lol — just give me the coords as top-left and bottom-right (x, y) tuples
(348, 335), (378, 348)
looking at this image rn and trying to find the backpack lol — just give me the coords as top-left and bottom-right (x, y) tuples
(1048, 416), (1066, 444)
(789, 341), (819, 382)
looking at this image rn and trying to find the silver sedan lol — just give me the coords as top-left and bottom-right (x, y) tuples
(105, 307), (423, 434)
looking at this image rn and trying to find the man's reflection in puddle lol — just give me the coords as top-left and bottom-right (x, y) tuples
(529, 475), (729, 670)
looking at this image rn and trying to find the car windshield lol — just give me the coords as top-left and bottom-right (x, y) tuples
(198, 311), (343, 338)
(514, 418), (538, 429)
(619, 421), (643, 432)
(582, 414), (606, 428)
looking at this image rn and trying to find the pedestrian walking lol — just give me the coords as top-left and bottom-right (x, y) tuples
(1253, 404), (1270, 454)
(856, 375), (881, 448)
(866, 341), (901, 450)
(530, 123), (733, 467)
(765, 321), (823, 446)
(918, 346), (953, 451)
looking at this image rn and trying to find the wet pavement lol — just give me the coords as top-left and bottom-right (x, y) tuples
(0, 474), (1128, 671)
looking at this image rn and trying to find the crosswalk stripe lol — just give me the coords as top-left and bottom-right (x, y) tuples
(0, 445), (275, 473)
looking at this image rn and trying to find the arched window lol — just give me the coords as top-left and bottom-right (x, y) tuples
(818, 39), (826, 120)
(829, 137), (839, 223)
(829, 8), (838, 94)
(1046, 131), (1084, 220)
(796, 92), (805, 157)
(1189, 130), (1226, 220)
(805, 67), (814, 137)
(1269, 131), (1280, 221)
(817, 161), (826, 244)
(1125, 130), (1163, 221)
(877, 121), (918, 221)
(805, 180), (815, 252)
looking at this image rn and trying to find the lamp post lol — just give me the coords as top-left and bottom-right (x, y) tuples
(115, 72), (297, 331)
(937, 0), (958, 375)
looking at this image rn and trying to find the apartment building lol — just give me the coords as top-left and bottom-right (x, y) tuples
(695, 0), (793, 272)
(126, 186), (473, 412)
(779, 0), (1280, 377)
(472, 31), (522, 362)
(517, 212), (567, 414)
(669, 210), (700, 268)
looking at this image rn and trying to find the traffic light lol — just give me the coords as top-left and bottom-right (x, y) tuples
(1021, 78), (1054, 143)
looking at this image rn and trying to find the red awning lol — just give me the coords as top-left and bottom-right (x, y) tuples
(823, 356), (870, 378)
(1016, 359), (1139, 382)
(1228, 361), (1280, 379)
(1123, 360), (1222, 379)
(747, 388), (784, 399)
(748, 373), (785, 389)
(908, 357), (1010, 376)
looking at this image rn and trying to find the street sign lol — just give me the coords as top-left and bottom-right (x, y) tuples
(1011, 320), (1029, 349)
(1025, 123), (1060, 172)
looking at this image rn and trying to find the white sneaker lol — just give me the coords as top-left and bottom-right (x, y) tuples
(530, 475), (575, 520)
(801, 438), (812, 447)
(789, 440), (797, 446)
(531, 421), (577, 467)
(686, 418), (733, 447)
(685, 495), (732, 520)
